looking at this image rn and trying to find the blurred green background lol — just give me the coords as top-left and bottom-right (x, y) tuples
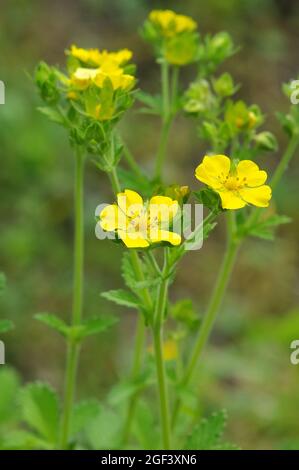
(1, 0), (299, 449)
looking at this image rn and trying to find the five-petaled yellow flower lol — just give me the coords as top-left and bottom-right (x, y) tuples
(195, 155), (272, 210)
(149, 10), (197, 37)
(69, 45), (133, 67)
(99, 189), (181, 248)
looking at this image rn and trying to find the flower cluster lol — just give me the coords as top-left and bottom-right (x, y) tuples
(141, 9), (199, 66)
(99, 156), (272, 249)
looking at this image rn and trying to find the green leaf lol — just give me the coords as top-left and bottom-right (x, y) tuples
(121, 253), (160, 291)
(37, 106), (65, 125)
(108, 372), (152, 406)
(101, 289), (141, 310)
(0, 430), (53, 450)
(73, 315), (118, 341)
(84, 407), (121, 450)
(136, 91), (162, 115)
(170, 299), (200, 329)
(0, 368), (20, 424)
(246, 214), (291, 240)
(0, 319), (14, 333)
(20, 382), (59, 444)
(35, 313), (69, 337)
(185, 410), (232, 450)
(193, 188), (222, 213)
(70, 400), (101, 437)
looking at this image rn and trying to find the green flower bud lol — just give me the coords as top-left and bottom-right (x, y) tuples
(253, 131), (278, 151)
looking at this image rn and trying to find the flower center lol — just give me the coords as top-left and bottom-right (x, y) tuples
(224, 175), (242, 191)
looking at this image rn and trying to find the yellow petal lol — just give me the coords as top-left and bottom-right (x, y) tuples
(117, 190), (144, 218)
(239, 185), (272, 207)
(118, 230), (149, 248)
(149, 229), (181, 246)
(218, 190), (246, 210)
(100, 204), (118, 231)
(195, 154), (231, 189)
(236, 160), (267, 187)
(149, 196), (178, 222)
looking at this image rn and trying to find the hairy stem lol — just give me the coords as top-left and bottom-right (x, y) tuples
(60, 147), (85, 449)
(152, 251), (171, 449)
(172, 212), (239, 426)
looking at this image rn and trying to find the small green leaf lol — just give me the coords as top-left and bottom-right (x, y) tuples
(108, 372), (152, 406)
(0, 319), (14, 333)
(0, 430), (53, 450)
(73, 315), (118, 341)
(170, 299), (200, 329)
(37, 106), (65, 125)
(35, 313), (69, 337)
(0, 368), (20, 424)
(193, 188), (222, 213)
(246, 214), (291, 240)
(70, 400), (101, 437)
(20, 382), (59, 444)
(101, 289), (141, 310)
(185, 410), (232, 450)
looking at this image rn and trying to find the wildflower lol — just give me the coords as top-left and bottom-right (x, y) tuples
(149, 10), (197, 37)
(93, 62), (135, 91)
(99, 189), (181, 248)
(70, 63), (134, 92)
(68, 45), (133, 67)
(195, 155), (272, 210)
(70, 67), (98, 90)
(148, 339), (178, 361)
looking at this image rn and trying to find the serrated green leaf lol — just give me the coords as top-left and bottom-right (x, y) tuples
(70, 400), (101, 437)
(0, 430), (53, 450)
(35, 313), (69, 337)
(246, 214), (291, 240)
(0, 368), (20, 424)
(101, 289), (141, 310)
(185, 410), (228, 450)
(74, 315), (118, 341)
(0, 319), (14, 333)
(84, 407), (121, 449)
(20, 382), (59, 444)
(121, 253), (160, 291)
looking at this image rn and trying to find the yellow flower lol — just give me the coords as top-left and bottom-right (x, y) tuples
(99, 189), (181, 248)
(93, 62), (135, 91)
(69, 45), (102, 67)
(195, 155), (272, 210)
(70, 63), (134, 92)
(70, 67), (99, 89)
(149, 10), (197, 37)
(69, 45), (132, 67)
(148, 339), (178, 361)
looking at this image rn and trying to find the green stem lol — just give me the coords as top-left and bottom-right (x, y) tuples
(152, 252), (171, 449)
(60, 147), (85, 449)
(172, 212), (239, 426)
(108, 167), (153, 444)
(271, 132), (299, 191)
(122, 143), (144, 178)
(247, 132), (299, 228)
(154, 61), (171, 182)
(121, 314), (146, 446)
